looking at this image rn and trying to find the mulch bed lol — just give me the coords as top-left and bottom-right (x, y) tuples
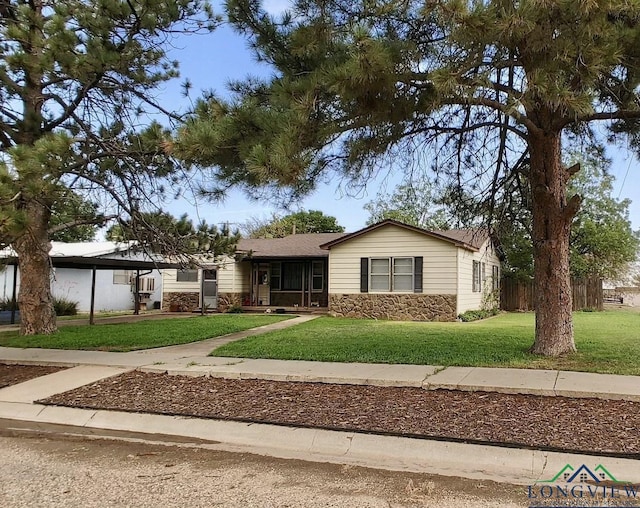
(40, 371), (640, 457)
(0, 364), (66, 388)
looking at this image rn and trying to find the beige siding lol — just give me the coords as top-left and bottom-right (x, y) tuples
(162, 257), (251, 296)
(456, 238), (502, 315)
(162, 269), (199, 294)
(328, 225), (458, 295)
(217, 259), (250, 293)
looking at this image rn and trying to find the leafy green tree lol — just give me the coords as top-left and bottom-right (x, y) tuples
(0, 1), (215, 335)
(500, 151), (640, 281)
(243, 210), (344, 238)
(107, 212), (239, 260)
(176, 0), (640, 355)
(48, 191), (101, 243)
(568, 151), (639, 280)
(364, 180), (451, 230)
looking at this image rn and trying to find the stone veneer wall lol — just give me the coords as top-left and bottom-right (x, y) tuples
(162, 292), (199, 312)
(217, 292), (250, 312)
(329, 294), (457, 322)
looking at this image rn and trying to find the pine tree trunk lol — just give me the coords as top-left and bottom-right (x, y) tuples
(528, 129), (576, 356)
(13, 201), (57, 335)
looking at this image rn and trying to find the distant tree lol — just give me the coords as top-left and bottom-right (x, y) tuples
(49, 192), (100, 243)
(499, 149), (639, 281)
(243, 210), (344, 238)
(107, 212), (239, 261)
(364, 180), (451, 230)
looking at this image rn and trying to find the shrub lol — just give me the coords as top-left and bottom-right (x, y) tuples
(53, 297), (78, 316)
(458, 308), (500, 322)
(0, 297), (78, 316)
(226, 304), (244, 314)
(0, 298), (18, 311)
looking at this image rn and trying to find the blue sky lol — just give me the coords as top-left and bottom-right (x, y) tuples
(158, 1), (640, 233)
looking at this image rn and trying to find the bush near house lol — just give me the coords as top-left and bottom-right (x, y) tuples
(458, 308), (500, 322)
(52, 298), (79, 316)
(1, 297), (78, 316)
(0, 298), (17, 311)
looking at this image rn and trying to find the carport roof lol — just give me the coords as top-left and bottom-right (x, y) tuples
(0, 241), (181, 270)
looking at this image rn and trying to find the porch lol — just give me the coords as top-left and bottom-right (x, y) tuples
(246, 259), (329, 310)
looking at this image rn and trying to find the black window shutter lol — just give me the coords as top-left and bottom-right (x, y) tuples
(360, 258), (369, 293)
(414, 256), (423, 293)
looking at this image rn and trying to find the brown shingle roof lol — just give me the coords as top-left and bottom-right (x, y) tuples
(431, 228), (489, 250)
(237, 232), (347, 259)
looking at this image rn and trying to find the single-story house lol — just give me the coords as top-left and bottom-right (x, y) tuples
(161, 231), (344, 313)
(1, 242), (164, 313)
(161, 219), (501, 321)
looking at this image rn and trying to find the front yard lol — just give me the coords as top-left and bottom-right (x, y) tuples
(211, 310), (640, 375)
(0, 314), (291, 352)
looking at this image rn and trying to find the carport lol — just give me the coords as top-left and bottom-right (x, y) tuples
(2, 255), (180, 326)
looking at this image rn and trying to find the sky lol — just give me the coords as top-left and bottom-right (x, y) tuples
(156, 1), (640, 234)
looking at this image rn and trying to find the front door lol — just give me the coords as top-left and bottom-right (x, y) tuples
(202, 269), (217, 309)
(252, 263), (270, 305)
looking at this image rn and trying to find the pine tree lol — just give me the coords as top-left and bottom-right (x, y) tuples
(0, 1), (216, 335)
(176, 0), (640, 356)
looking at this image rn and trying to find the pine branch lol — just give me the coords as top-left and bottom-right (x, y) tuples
(47, 214), (117, 235)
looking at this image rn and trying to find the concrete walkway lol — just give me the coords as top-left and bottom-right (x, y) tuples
(1, 316), (640, 486)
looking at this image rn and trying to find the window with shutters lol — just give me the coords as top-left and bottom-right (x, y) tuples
(492, 265), (500, 291)
(366, 257), (418, 293)
(393, 257), (413, 291)
(472, 261), (481, 292)
(370, 258), (390, 291)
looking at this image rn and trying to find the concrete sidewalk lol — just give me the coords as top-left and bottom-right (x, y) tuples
(2, 316), (640, 486)
(1, 362), (640, 488)
(2, 326), (640, 401)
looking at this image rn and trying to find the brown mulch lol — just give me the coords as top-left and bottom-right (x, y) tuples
(39, 371), (640, 457)
(0, 364), (66, 388)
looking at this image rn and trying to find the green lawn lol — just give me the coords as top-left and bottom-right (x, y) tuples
(0, 315), (291, 352)
(211, 310), (640, 375)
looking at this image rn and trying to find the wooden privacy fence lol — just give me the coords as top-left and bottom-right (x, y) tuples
(500, 276), (603, 311)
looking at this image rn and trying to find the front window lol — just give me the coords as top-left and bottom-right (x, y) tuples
(370, 258), (391, 291)
(176, 269), (198, 282)
(393, 257), (414, 291)
(312, 261), (324, 291)
(472, 261), (481, 292)
(282, 262), (304, 290)
(370, 257), (414, 292)
(270, 262), (281, 290)
(492, 265), (500, 291)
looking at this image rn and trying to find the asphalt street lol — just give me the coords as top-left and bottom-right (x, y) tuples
(0, 429), (526, 507)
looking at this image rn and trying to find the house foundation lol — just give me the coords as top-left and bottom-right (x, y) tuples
(162, 292), (199, 312)
(329, 294), (457, 322)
